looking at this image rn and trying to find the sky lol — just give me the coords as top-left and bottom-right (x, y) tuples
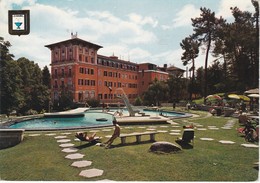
(0, 0), (255, 71)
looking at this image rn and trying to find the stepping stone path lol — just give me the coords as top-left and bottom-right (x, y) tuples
(53, 134), (104, 179)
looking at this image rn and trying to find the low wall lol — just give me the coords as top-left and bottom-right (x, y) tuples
(0, 129), (25, 149)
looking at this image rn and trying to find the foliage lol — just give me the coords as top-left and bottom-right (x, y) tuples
(191, 7), (226, 102)
(0, 115), (258, 181)
(182, 2), (259, 99)
(134, 96), (143, 106)
(87, 98), (100, 108)
(143, 78), (168, 106)
(0, 37), (51, 115)
(167, 75), (188, 102)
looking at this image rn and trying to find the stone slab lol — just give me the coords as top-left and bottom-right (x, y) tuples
(219, 140), (235, 144)
(28, 134), (41, 137)
(55, 136), (67, 139)
(61, 132), (71, 135)
(197, 128), (207, 131)
(157, 130), (168, 133)
(241, 144), (259, 148)
(169, 132), (181, 136)
(57, 139), (71, 143)
(79, 168), (104, 178)
(65, 153), (85, 160)
(62, 147), (79, 153)
(170, 129), (181, 132)
(208, 127), (219, 130)
(200, 138), (214, 141)
(71, 160), (92, 168)
(45, 133), (56, 136)
(159, 126), (169, 128)
(59, 143), (74, 148)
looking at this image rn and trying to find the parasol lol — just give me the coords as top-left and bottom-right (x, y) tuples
(228, 94), (240, 100)
(247, 93), (259, 98)
(206, 95), (222, 100)
(238, 95), (250, 101)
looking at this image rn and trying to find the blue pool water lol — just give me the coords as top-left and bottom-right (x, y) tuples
(9, 112), (114, 130)
(8, 109), (188, 130)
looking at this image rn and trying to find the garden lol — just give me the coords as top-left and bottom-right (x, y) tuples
(0, 109), (258, 181)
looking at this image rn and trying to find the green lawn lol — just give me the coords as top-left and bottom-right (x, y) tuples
(0, 111), (258, 181)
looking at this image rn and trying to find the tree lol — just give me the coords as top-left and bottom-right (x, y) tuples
(42, 66), (51, 88)
(180, 36), (200, 101)
(191, 7), (226, 103)
(0, 37), (23, 115)
(143, 78), (168, 106)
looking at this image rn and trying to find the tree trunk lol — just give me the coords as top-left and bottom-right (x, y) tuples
(203, 34), (211, 104)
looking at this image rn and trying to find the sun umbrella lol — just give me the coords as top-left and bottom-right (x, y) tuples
(206, 95), (222, 100)
(245, 88), (259, 94)
(238, 95), (250, 101)
(248, 93), (259, 98)
(228, 94), (240, 100)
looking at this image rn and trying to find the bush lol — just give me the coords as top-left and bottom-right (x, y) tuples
(134, 96), (143, 106)
(86, 98), (100, 107)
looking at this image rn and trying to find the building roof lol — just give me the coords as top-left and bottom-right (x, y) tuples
(98, 54), (138, 66)
(45, 37), (103, 50)
(166, 65), (185, 72)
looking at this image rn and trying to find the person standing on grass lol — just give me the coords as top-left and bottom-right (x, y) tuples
(104, 117), (120, 148)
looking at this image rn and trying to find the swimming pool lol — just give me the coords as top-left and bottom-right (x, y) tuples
(7, 108), (191, 131)
(9, 112), (114, 131)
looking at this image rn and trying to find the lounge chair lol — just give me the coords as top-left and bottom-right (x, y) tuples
(175, 129), (194, 146)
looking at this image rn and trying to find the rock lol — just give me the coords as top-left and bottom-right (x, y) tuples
(150, 141), (182, 153)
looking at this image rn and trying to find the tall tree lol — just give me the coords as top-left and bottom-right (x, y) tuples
(143, 78), (168, 106)
(42, 66), (51, 88)
(180, 36), (200, 101)
(0, 37), (23, 115)
(191, 8), (226, 103)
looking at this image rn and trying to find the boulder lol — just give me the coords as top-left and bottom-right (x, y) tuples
(150, 141), (182, 153)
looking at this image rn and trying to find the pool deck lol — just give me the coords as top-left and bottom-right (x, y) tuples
(44, 108), (89, 118)
(115, 115), (171, 125)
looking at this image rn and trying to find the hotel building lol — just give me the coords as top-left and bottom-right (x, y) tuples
(45, 34), (178, 104)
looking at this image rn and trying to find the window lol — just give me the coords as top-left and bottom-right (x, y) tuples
(91, 57), (94, 63)
(104, 71), (107, 76)
(91, 69), (94, 75)
(68, 68), (72, 77)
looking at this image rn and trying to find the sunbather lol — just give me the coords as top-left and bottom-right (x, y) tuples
(75, 132), (96, 141)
